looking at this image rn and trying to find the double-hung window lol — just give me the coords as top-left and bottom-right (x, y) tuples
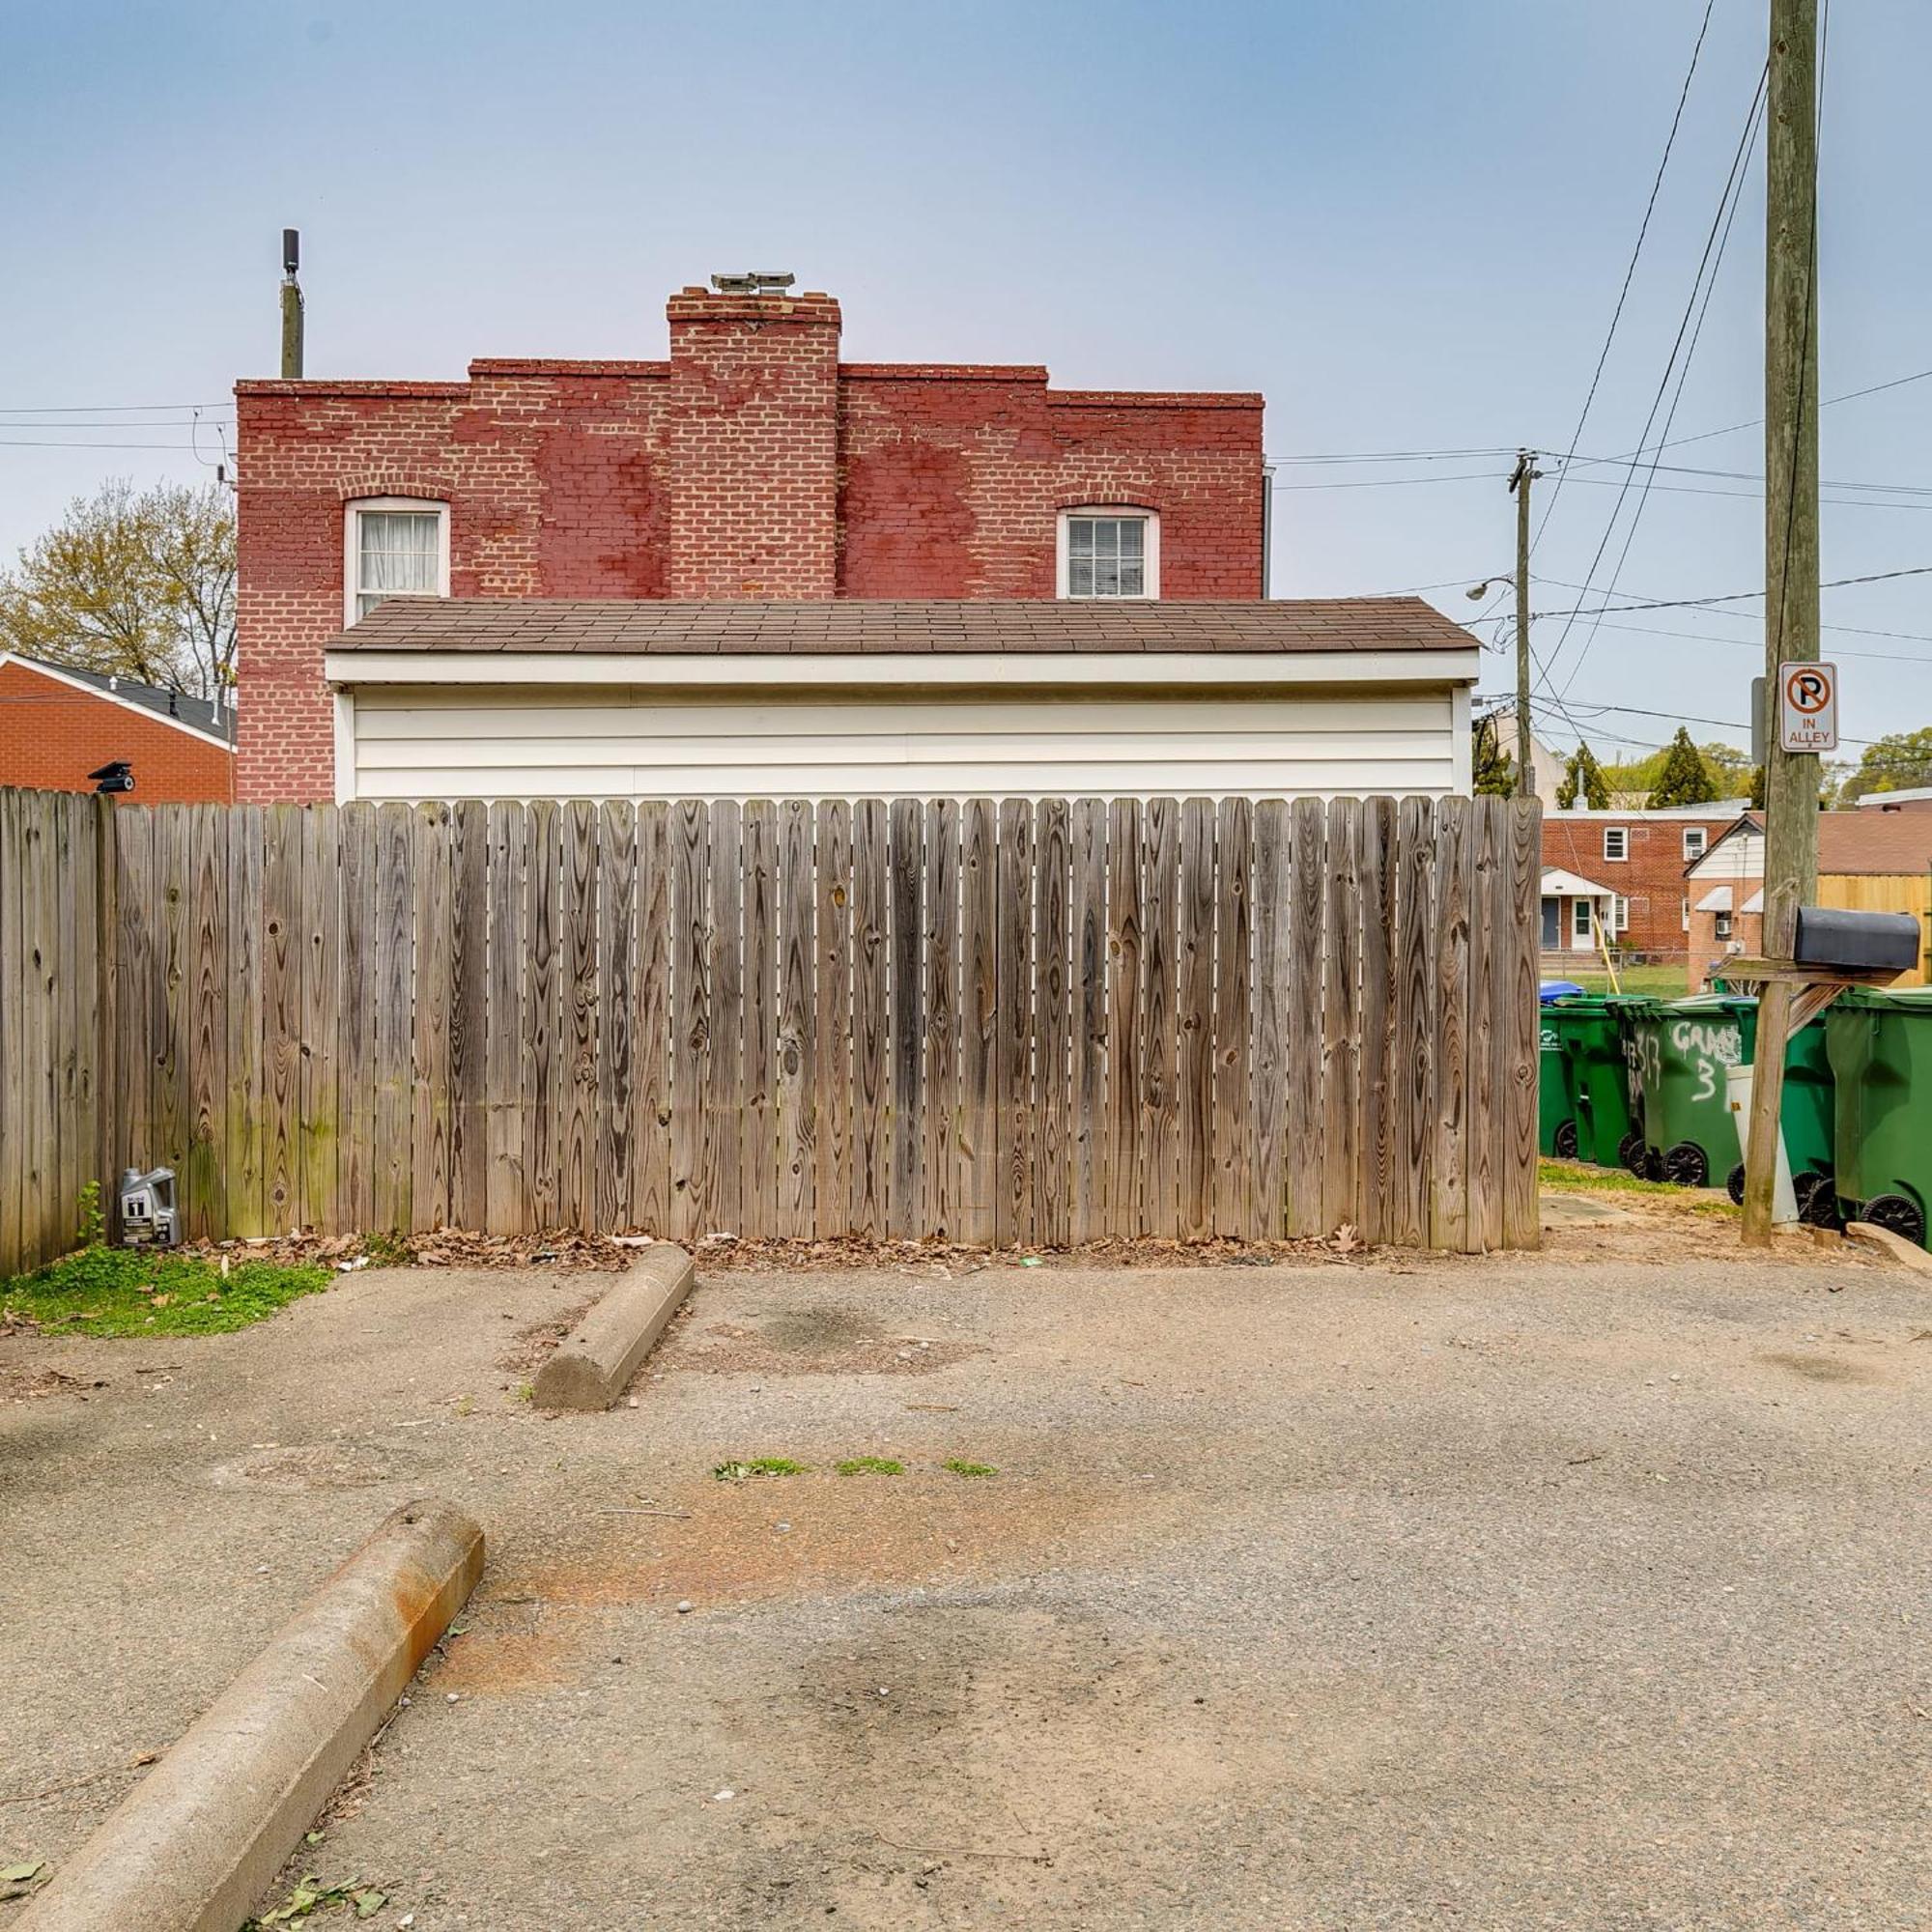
(1060, 508), (1158, 599)
(1603, 827), (1628, 863)
(1683, 827), (1708, 861)
(345, 497), (449, 623)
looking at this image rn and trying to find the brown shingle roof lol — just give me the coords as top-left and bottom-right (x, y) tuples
(325, 597), (1479, 657)
(1723, 810), (1932, 876)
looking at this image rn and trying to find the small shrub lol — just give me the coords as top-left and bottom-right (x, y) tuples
(360, 1229), (413, 1269)
(712, 1456), (809, 1481)
(942, 1459), (998, 1478)
(74, 1179), (105, 1248)
(836, 1457), (902, 1477)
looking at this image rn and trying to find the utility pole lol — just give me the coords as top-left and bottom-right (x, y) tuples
(1508, 449), (1542, 799)
(280, 228), (304, 381)
(1742, 0), (1821, 1245)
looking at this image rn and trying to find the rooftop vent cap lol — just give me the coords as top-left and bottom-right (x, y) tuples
(710, 270), (796, 295)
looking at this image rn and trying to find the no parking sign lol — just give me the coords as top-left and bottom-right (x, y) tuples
(1777, 661), (1837, 753)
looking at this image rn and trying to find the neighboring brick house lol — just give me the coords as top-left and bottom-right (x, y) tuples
(235, 281), (1271, 804)
(1686, 808), (1932, 987)
(1541, 805), (1748, 963)
(0, 653), (235, 802)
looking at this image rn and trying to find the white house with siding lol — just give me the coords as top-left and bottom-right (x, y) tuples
(322, 596), (1480, 803)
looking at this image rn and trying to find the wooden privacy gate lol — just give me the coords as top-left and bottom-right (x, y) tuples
(0, 788), (1542, 1275)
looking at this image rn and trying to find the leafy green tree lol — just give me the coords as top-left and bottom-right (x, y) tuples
(1697, 740), (1753, 796)
(1839, 727), (1932, 802)
(1601, 749), (1664, 798)
(1555, 741), (1609, 810)
(1646, 727), (1719, 808)
(0, 479), (235, 698)
(1472, 714), (1516, 797)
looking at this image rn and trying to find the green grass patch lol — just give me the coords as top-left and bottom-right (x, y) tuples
(713, 1456), (809, 1481)
(1, 1245), (331, 1338)
(942, 1459), (998, 1478)
(1539, 1158), (1738, 1213)
(835, 1456), (903, 1477)
(1560, 964), (1690, 999)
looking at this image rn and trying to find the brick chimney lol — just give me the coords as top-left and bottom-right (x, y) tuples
(667, 285), (841, 599)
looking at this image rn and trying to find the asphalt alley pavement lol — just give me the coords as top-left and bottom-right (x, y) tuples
(3, 1239), (1929, 1929)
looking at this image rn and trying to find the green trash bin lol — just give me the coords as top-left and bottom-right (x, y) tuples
(1538, 1007), (1578, 1158)
(1625, 995), (1756, 1188)
(1824, 987), (1932, 1248)
(1548, 998), (1640, 1169)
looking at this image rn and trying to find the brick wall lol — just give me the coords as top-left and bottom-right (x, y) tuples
(1542, 813), (1741, 962)
(0, 659), (234, 802)
(234, 285), (1265, 802)
(1687, 904), (1761, 987)
(668, 289), (840, 598)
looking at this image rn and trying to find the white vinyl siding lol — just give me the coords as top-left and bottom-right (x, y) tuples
(1688, 830), (1765, 880)
(342, 687), (1462, 803)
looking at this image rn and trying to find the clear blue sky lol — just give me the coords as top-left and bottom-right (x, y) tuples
(3, 0), (1928, 763)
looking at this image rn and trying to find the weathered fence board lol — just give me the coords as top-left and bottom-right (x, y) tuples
(1070, 799), (1107, 1246)
(1103, 798), (1144, 1238)
(924, 797), (958, 1241)
(1211, 797), (1251, 1239)
(813, 799), (852, 1238)
(958, 797), (997, 1243)
(779, 799), (815, 1239)
(0, 789), (1543, 1271)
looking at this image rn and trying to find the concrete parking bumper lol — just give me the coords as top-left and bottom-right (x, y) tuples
(16, 1497), (484, 1932)
(532, 1245), (696, 1411)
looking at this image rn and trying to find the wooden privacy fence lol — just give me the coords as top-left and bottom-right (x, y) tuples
(0, 786), (1542, 1274)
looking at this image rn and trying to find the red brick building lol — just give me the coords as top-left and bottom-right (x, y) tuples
(0, 653), (235, 802)
(235, 282), (1267, 803)
(1541, 805), (1749, 964)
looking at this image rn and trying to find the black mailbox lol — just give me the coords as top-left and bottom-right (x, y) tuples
(1792, 904), (1921, 974)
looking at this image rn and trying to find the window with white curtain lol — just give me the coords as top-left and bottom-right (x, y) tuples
(1059, 508), (1159, 599)
(345, 498), (448, 623)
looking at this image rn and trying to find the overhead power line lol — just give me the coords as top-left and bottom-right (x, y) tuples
(1546, 60), (1769, 696)
(1264, 361), (1932, 473)
(0, 401), (234, 414)
(1533, 0), (1719, 556)
(1551, 472), (1932, 512)
(1578, 615), (1932, 665)
(1531, 563), (1932, 618)
(0, 438), (206, 451)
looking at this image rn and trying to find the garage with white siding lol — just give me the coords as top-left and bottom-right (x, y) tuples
(324, 597), (1480, 802)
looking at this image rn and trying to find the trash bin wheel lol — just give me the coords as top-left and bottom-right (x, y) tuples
(1726, 1163), (1746, 1207)
(1863, 1193), (1926, 1249)
(1663, 1142), (1708, 1188)
(1625, 1138), (1653, 1179)
(1618, 1131), (1643, 1173)
(1795, 1171), (1838, 1228)
(1642, 1147), (1666, 1183)
(1552, 1121), (1579, 1160)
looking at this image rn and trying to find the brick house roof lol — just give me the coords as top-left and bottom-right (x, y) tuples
(14, 654), (235, 745)
(1697, 810), (1932, 876)
(325, 596), (1479, 657)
